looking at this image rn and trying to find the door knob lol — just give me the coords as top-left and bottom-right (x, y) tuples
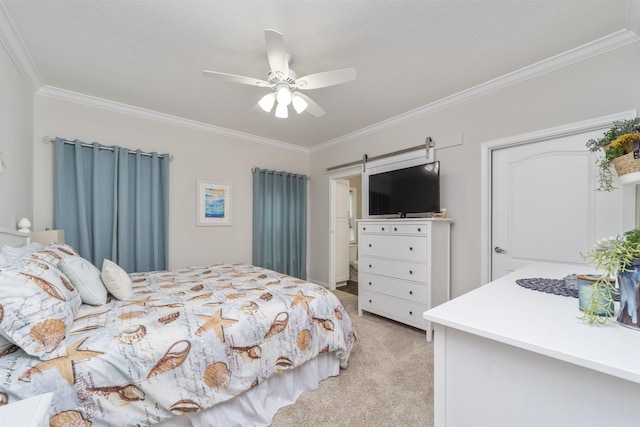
(494, 246), (507, 253)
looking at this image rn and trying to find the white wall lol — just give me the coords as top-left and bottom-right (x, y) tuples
(32, 96), (310, 270)
(0, 40), (33, 228)
(308, 41), (640, 298)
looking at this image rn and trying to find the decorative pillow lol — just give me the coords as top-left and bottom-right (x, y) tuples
(1, 242), (45, 264)
(0, 260), (79, 360)
(25, 243), (80, 267)
(101, 259), (132, 300)
(12, 256), (82, 313)
(59, 256), (108, 305)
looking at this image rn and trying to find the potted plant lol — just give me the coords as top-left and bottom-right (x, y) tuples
(582, 228), (640, 327)
(586, 118), (640, 192)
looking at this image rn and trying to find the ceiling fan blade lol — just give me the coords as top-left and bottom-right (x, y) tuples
(296, 68), (356, 90)
(295, 92), (325, 117)
(264, 29), (289, 78)
(202, 70), (270, 87)
(249, 103), (263, 115)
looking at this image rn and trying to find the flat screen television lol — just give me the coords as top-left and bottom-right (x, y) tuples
(368, 161), (440, 217)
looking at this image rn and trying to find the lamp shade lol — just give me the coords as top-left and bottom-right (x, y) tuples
(292, 94), (308, 114)
(276, 86), (292, 106)
(30, 229), (65, 245)
(275, 103), (288, 119)
(258, 93), (276, 112)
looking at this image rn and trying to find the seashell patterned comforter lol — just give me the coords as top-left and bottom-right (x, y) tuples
(0, 263), (356, 426)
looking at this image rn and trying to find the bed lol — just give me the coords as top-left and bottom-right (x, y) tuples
(0, 228), (356, 426)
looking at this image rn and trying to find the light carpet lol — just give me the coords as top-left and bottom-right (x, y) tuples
(270, 289), (435, 427)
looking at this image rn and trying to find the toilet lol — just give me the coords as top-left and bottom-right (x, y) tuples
(349, 259), (358, 282)
(349, 243), (358, 282)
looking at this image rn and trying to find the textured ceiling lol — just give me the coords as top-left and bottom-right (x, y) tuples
(0, 0), (635, 149)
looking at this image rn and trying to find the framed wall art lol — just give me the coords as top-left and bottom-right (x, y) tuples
(196, 180), (232, 226)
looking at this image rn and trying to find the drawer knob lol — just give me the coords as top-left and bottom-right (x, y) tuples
(369, 264), (372, 268)
(409, 246), (413, 251)
(418, 228), (421, 232)
(369, 243), (372, 247)
(369, 299), (372, 303)
(409, 311), (413, 316)
(409, 290), (413, 295)
(394, 227), (397, 231)
(409, 270), (413, 275)
(363, 227), (366, 231)
(381, 227), (385, 231)
(369, 282), (372, 286)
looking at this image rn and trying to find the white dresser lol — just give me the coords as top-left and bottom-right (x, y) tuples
(357, 218), (451, 341)
(424, 263), (640, 427)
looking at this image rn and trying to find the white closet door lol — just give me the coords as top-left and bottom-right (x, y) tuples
(491, 129), (633, 280)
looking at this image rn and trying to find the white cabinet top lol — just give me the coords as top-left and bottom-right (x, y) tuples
(357, 218), (452, 222)
(424, 263), (640, 384)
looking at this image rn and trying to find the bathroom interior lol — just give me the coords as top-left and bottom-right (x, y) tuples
(347, 175), (361, 294)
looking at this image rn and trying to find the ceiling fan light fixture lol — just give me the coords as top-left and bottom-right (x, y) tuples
(202, 30), (356, 120)
(258, 93), (276, 112)
(276, 86), (292, 106)
(292, 94), (308, 114)
(275, 103), (288, 119)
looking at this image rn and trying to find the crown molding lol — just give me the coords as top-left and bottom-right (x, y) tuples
(312, 29), (640, 153)
(36, 86), (310, 154)
(0, 1), (43, 90)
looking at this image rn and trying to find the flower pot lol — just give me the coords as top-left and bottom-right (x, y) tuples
(612, 153), (640, 186)
(577, 275), (615, 316)
(616, 259), (640, 330)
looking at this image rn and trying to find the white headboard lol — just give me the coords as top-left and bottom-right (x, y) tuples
(0, 227), (30, 247)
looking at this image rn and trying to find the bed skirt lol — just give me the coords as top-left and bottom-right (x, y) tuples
(156, 352), (340, 427)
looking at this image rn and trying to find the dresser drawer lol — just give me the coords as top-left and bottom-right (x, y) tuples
(390, 222), (430, 235)
(359, 289), (427, 327)
(359, 234), (428, 262)
(359, 256), (428, 283)
(358, 222), (391, 234)
(358, 272), (428, 304)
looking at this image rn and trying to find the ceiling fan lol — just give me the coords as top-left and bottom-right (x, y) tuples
(202, 29), (356, 118)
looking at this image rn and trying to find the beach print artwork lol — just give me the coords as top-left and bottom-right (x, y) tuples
(205, 187), (225, 218)
(197, 181), (232, 226)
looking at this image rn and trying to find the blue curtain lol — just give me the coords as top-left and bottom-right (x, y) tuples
(252, 168), (307, 279)
(54, 139), (170, 273)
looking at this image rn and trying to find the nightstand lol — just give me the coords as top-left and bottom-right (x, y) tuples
(0, 392), (53, 427)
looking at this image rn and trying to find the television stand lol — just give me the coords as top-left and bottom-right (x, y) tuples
(356, 218), (451, 341)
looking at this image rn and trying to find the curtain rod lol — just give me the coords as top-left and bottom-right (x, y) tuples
(326, 137), (434, 172)
(44, 136), (173, 160)
(251, 167), (310, 181)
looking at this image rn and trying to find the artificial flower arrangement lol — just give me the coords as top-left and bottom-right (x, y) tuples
(581, 228), (640, 325)
(586, 118), (640, 192)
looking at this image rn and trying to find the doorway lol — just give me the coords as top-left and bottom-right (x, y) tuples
(329, 167), (362, 291)
(481, 111), (637, 283)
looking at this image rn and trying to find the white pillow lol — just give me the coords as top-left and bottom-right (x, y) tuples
(59, 256), (107, 305)
(1, 242), (45, 264)
(101, 259), (132, 300)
